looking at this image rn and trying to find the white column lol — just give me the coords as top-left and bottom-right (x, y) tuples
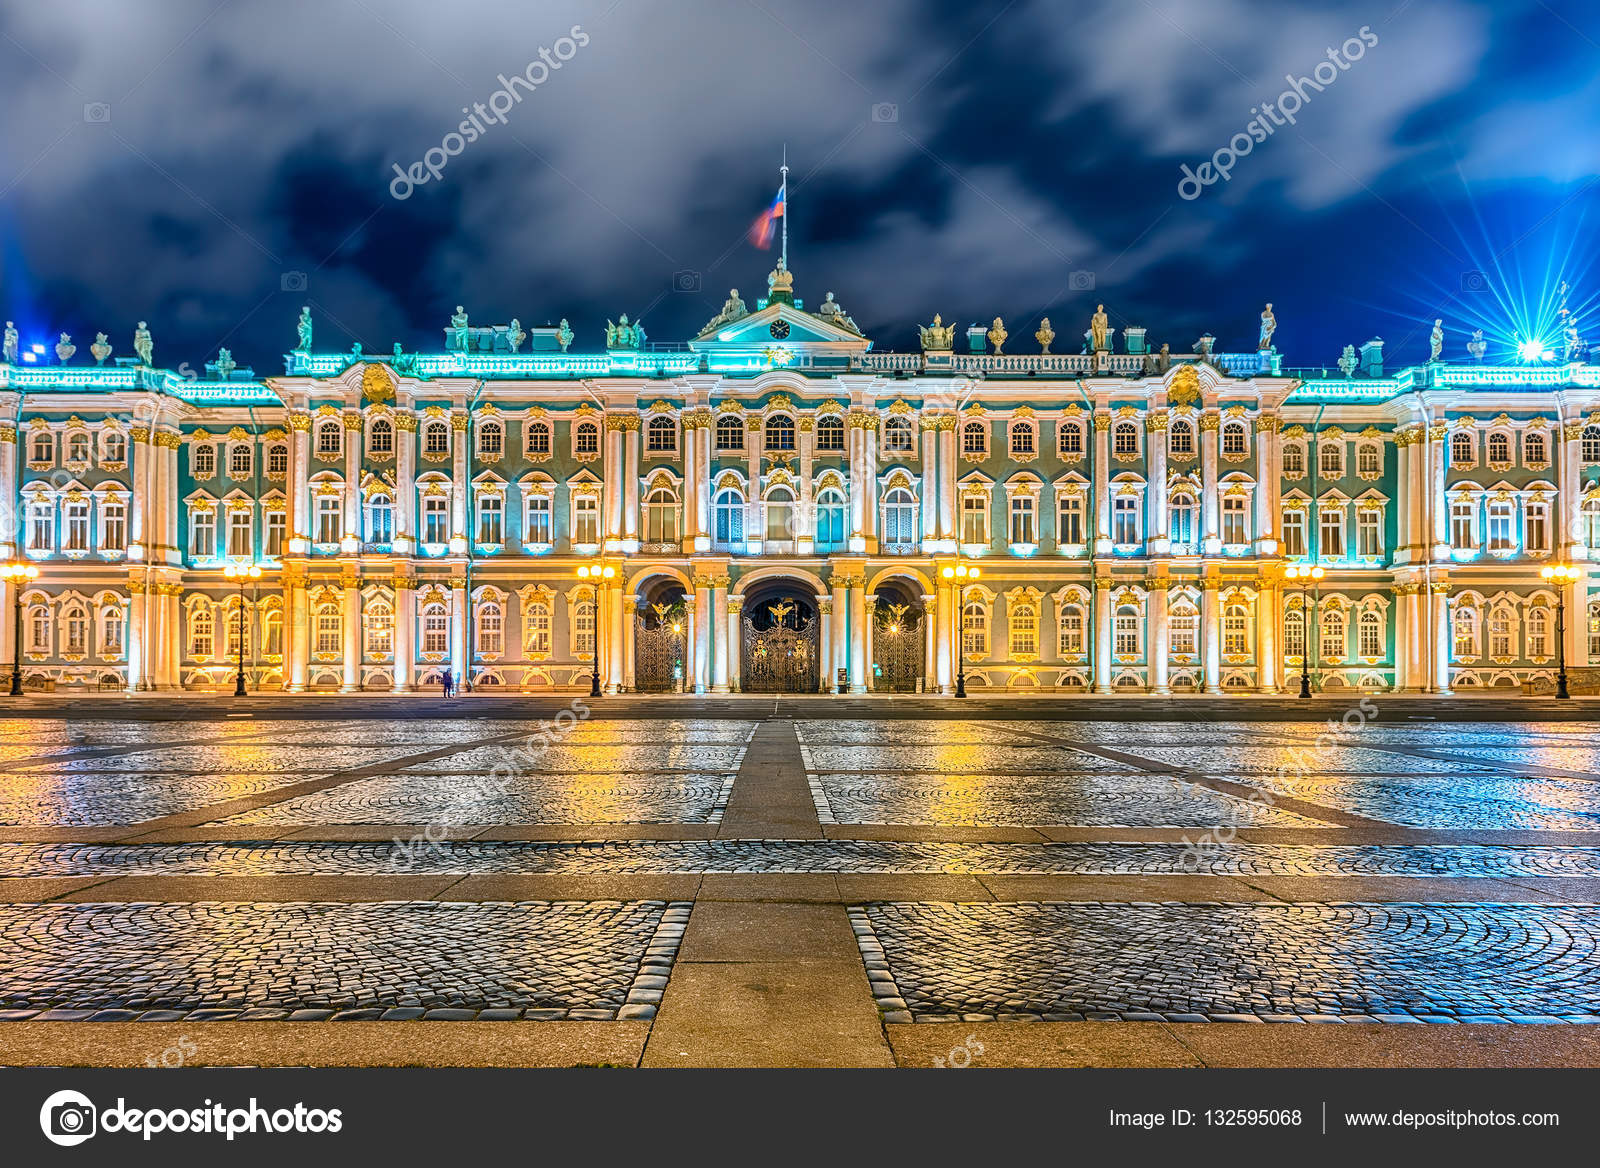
(1093, 579), (1112, 692)
(848, 579), (868, 692)
(340, 574), (360, 692)
(1200, 414), (1220, 553)
(607, 579), (625, 693)
(1149, 580), (1170, 693)
(1093, 414), (1111, 552)
(393, 578), (415, 692)
(290, 416), (311, 551)
(681, 414), (700, 551)
(1428, 423), (1449, 554)
(696, 423), (712, 550)
(124, 580), (145, 691)
(1562, 421), (1585, 559)
(938, 422), (957, 542)
(1254, 418), (1276, 552)
(1257, 583), (1278, 692)
(922, 592), (936, 692)
(343, 413), (362, 545)
(450, 418), (469, 542)
(862, 426), (880, 548)
(1432, 585), (1452, 692)
(1395, 433), (1414, 556)
(920, 421), (938, 550)
(1394, 583), (1412, 691)
(830, 577), (848, 691)
(622, 591), (637, 692)
(603, 419), (624, 544)
(1202, 580), (1222, 693)
(395, 417), (417, 549)
(287, 574), (308, 691)
(935, 582), (953, 693)
(727, 596), (743, 692)
(863, 596), (876, 692)
(711, 577), (729, 692)
(622, 421), (640, 546)
(0, 422), (17, 557)
(1146, 415), (1168, 553)
(692, 574), (711, 693)
(449, 580), (467, 687)
(848, 418), (867, 547)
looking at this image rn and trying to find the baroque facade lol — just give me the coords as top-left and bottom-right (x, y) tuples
(2, 262), (1598, 696)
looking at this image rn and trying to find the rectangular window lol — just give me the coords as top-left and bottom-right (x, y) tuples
(102, 501), (126, 551)
(265, 511), (286, 558)
(315, 496), (341, 544)
(1357, 509), (1382, 558)
(1486, 502), (1514, 551)
(1525, 503), (1549, 553)
(64, 501), (90, 551)
(29, 502), (53, 552)
(1114, 613), (1139, 656)
(1009, 495), (1036, 545)
(422, 496), (449, 545)
(1112, 496), (1139, 545)
(1451, 499), (1475, 549)
(1358, 615), (1383, 658)
(190, 511), (216, 557)
(573, 495), (599, 545)
(423, 609), (449, 654)
(1221, 496), (1247, 545)
(1170, 612), (1198, 657)
(1318, 509), (1344, 558)
(477, 495), (503, 544)
(526, 495), (552, 545)
(227, 510), (252, 557)
(961, 495), (988, 545)
(315, 609), (341, 655)
(1057, 496), (1083, 546)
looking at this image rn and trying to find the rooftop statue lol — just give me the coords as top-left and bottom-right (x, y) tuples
(216, 348), (236, 380)
(1195, 333), (1214, 357)
(606, 313), (644, 350)
(701, 288), (748, 335)
(1337, 344), (1357, 378)
(1566, 325), (1586, 362)
(1089, 304), (1109, 352)
(3, 322), (16, 365)
(1035, 317), (1055, 354)
(816, 291), (859, 333)
(1466, 329), (1486, 361)
(767, 257), (794, 296)
(90, 332), (112, 366)
(296, 305), (313, 353)
(1429, 319), (1444, 362)
(508, 318), (526, 353)
(450, 306), (469, 351)
(918, 314), (955, 351)
(55, 333), (75, 363)
(1258, 303), (1276, 351)
(1157, 343), (1171, 373)
(133, 321), (153, 366)
(987, 316), (1008, 355)
(557, 319), (574, 352)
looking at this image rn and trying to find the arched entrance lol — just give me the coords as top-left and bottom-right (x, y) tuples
(872, 580), (924, 693)
(633, 578), (688, 692)
(740, 580), (820, 693)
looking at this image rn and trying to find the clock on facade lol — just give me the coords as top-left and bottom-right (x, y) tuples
(769, 320), (790, 340)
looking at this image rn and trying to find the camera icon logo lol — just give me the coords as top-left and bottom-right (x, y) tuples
(672, 269), (701, 293)
(1068, 269), (1096, 291)
(281, 270), (308, 293)
(40, 1090), (97, 1146)
(83, 102), (111, 123)
(870, 102), (899, 123)
(1459, 269), (1488, 292)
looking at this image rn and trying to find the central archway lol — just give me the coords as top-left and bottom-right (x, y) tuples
(740, 578), (820, 693)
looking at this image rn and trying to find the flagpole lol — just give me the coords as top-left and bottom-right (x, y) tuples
(780, 145), (788, 271)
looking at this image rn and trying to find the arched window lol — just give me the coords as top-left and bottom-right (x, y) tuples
(1222, 601), (1249, 655)
(193, 444), (216, 476)
(644, 487), (679, 545)
(647, 416), (677, 452)
(882, 486), (918, 551)
(1318, 442), (1343, 478)
(1281, 442), (1305, 476)
(100, 604), (124, 657)
(1170, 493), (1198, 547)
(316, 421), (342, 457)
(1009, 423), (1035, 457)
(815, 415), (845, 452)
(1453, 606), (1479, 659)
(1112, 422), (1138, 456)
(574, 420), (599, 455)
(883, 416), (913, 453)
(102, 432), (126, 464)
(224, 601), (249, 659)
(365, 600), (393, 656)
(1488, 605), (1515, 657)
(367, 494), (393, 543)
(189, 607), (215, 658)
(1008, 601), (1038, 657)
(1524, 430), (1547, 464)
(267, 444), (289, 475)
(1114, 605), (1141, 655)
(1583, 498), (1600, 550)
(314, 602), (341, 655)
(1320, 607), (1347, 661)
(66, 432), (91, 463)
(262, 609), (283, 656)
(1058, 420), (1084, 458)
(525, 421), (552, 457)
(1582, 425), (1600, 464)
(765, 487), (795, 541)
(962, 421), (987, 456)
(1589, 600), (1600, 659)
(477, 601), (503, 655)
(369, 418), (394, 455)
(815, 488), (846, 552)
(763, 415), (795, 451)
(26, 603), (49, 653)
(572, 595), (596, 657)
(30, 432), (54, 464)
(478, 420), (504, 456)
(1170, 601), (1200, 656)
(1451, 430), (1475, 464)
(961, 600), (988, 658)
(421, 603), (449, 655)
(524, 597), (552, 656)
(1169, 420), (1195, 459)
(423, 421), (450, 455)
(62, 605), (88, 655)
(1487, 432), (1511, 463)
(1357, 611), (1382, 658)
(1057, 603), (1085, 655)
(1283, 606), (1305, 660)
(1221, 422), (1247, 457)
(713, 488), (745, 546)
(1356, 444), (1381, 476)
(716, 415), (745, 451)
(1527, 607), (1551, 657)
(229, 444), (252, 476)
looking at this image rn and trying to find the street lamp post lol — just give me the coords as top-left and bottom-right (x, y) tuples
(1284, 563), (1324, 699)
(577, 562), (615, 698)
(1541, 563), (1586, 700)
(940, 561), (980, 698)
(1, 561), (40, 697)
(223, 562), (262, 697)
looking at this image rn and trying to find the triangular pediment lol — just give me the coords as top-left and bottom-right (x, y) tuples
(690, 302), (869, 350)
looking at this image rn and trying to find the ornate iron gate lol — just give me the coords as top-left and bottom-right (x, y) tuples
(742, 600), (819, 692)
(634, 616), (686, 692)
(873, 604), (922, 692)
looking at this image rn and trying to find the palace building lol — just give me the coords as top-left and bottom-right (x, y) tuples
(2, 259), (1597, 696)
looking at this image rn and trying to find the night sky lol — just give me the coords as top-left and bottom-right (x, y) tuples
(0, 0), (1595, 375)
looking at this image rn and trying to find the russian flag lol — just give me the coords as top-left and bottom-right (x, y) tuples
(748, 184), (785, 249)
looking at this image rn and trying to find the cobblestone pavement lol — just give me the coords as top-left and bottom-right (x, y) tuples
(216, 771), (739, 826)
(808, 771), (1328, 827)
(3, 839), (1600, 877)
(1227, 772), (1600, 830)
(852, 902), (1600, 1022)
(0, 901), (689, 1021)
(0, 772), (315, 826)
